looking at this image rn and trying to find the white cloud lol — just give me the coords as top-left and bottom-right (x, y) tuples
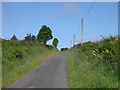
(62, 2), (79, 14)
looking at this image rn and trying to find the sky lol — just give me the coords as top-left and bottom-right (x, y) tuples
(2, 2), (118, 49)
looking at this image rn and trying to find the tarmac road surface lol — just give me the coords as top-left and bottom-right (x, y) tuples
(7, 53), (68, 88)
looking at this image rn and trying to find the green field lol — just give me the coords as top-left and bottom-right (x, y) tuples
(2, 40), (57, 88)
(66, 36), (118, 88)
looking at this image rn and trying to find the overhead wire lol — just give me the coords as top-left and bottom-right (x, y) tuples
(83, 0), (96, 19)
(74, 1), (96, 45)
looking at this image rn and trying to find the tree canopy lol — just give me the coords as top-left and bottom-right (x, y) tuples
(37, 25), (53, 44)
(53, 38), (59, 47)
(24, 33), (36, 42)
(24, 34), (31, 42)
(11, 35), (18, 40)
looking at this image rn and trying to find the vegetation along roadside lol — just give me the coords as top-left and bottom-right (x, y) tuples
(66, 36), (119, 88)
(2, 25), (59, 88)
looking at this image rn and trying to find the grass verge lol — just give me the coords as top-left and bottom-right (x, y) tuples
(66, 36), (118, 88)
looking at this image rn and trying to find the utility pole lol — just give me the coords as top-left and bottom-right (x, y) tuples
(73, 34), (75, 46)
(80, 1), (96, 45)
(70, 40), (72, 48)
(81, 18), (84, 45)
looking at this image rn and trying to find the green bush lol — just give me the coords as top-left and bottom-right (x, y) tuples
(91, 37), (118, 72)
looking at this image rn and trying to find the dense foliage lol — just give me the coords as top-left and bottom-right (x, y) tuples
(2, 40), (55, 61)
(10, 35), (18, 40)
(37, 25), (53, 44)
(52, 38), (59, 47)
(91, 37), (118, 71)
(76, 36), (118, 75)
(66, 36), (118, 88)
(24, 33), (37, 43)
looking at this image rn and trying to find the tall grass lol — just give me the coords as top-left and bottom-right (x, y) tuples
(0, 42), (2, 89)
(2, 40), (57, 88)
(66, 36), (118, 88)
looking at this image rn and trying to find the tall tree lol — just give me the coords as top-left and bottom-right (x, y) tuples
(37, 25), (53, 44)
(11, 35), (18, 40)
(52, 38), (59, 47)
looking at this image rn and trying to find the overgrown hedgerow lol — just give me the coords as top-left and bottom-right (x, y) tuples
(2, 40), (57, 87)
(66, 36), (118, 88)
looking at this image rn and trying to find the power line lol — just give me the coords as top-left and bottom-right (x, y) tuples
(83, 0), (96, 19)
(72, 1), (96, 46)
(80, 0), (96, 45)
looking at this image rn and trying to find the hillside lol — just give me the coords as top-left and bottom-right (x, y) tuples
(2, 40), (57, 87)
(66, 36), (119, 88)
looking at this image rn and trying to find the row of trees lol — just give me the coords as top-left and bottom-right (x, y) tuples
(10, 25), (59, 48)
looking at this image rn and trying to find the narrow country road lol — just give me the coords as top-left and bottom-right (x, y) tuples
(7, 53), (68, 88)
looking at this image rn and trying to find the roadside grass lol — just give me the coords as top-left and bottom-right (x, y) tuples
(2, 40), (58, 88)
(66, 36), (118, 88)
(0, 42), (2, 89)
